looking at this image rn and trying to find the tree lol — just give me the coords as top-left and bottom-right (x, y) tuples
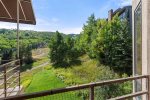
(49, 31), (68, 67)
(80, 14), (98, 58)
(93, 15), (132, 75)
(65, 36), (79, 64)
(49, 32), (80, 67)
(78, 14), (132, 75)
(18, 40), (33, 65)
(0, 29), (56, 65)
(0, 36), (16, 64)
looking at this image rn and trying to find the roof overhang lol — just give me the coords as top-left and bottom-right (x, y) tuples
(0, 0), (36, 25)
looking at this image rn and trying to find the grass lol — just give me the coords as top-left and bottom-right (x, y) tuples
(25, 68), (80, 100)
(25, 69), (65, 92)
(21, 54), (132, 99)
(21, 48), (50, 92)
(52, 55), (101, 85)
(32, 57), (49, 67)
(51, 55), (125, 86)
(21, 67), (43, 89)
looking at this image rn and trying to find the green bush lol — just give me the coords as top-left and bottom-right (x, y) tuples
(53, 55), (132, 99)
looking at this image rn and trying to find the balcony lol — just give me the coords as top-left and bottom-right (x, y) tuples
(0, 60), (149, 100)
(0, 0), (149, 100)
(0, 60), (21, 98)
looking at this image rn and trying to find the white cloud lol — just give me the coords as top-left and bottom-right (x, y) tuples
(0, 17), (82, 34)
(0, 18), (54, 31)
(58, 27), (82, 34)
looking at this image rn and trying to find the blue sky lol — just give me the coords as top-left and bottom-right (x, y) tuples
(0, 0), (131, 34)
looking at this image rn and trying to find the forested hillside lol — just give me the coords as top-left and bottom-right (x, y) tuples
(0, 29), (76, 65)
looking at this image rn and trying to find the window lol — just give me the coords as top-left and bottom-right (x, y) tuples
(134, 2), (142, 76)
(134, 1), (142, 97)
(119, 12), (126, 21)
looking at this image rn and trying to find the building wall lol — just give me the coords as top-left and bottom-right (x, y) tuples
(132, 0), (148, 76)
(128, 6), (132, 33)
(147, 0), (150, 75)
(132, 0), (150, 99)
(146, 1), (150, 98)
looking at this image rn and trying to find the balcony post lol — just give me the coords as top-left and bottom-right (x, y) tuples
(17, 0), (21, 92)
(17, 0), (20, 59)
(90, 86), (94, 100)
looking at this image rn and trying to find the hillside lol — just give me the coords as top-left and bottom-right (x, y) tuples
(21, 53), (132, 100)
(0, 29), (78, 65)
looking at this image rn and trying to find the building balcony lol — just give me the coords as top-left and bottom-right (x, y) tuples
(0, 61), (149, 100)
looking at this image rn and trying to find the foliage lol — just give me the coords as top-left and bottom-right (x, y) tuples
(77, 14), (132, 75)
(51, 55), (132, 99)
(49, 31), (68, 67)
(0, 35), (16, 64)
(93, 16), (132, 75)
(0, 29), (56, 65)
(76, 14), (97, 58)
(49, 31), (80, 67)
(65, 36), (80, 63)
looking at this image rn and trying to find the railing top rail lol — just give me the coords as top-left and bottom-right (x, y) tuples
(1, 75), (149, 100)
(108, 90), (148, 100)
(0, 59), (14, 61)
(0, 60), (20, 68)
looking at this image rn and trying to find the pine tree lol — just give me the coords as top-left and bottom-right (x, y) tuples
(49, 31), (68, 67)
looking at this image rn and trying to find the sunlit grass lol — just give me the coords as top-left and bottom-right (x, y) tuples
(21, 67), (43, 89)
(25, 69), (79, 100)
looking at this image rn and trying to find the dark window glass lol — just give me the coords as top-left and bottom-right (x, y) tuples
(119, 12), (126, 21)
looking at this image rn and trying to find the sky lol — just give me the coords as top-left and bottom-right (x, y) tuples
(0, 0), (131, 34)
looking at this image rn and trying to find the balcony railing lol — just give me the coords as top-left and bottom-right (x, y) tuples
(0, 60), (20, 98)
(1, 75), (149, 100)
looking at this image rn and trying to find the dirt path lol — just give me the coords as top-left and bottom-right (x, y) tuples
(31, 62), (49, 70)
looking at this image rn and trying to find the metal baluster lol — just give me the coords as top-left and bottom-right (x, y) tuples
(4, 65), (7, 97)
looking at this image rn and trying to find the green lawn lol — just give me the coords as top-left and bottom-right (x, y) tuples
(25, 69), (80, 100)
